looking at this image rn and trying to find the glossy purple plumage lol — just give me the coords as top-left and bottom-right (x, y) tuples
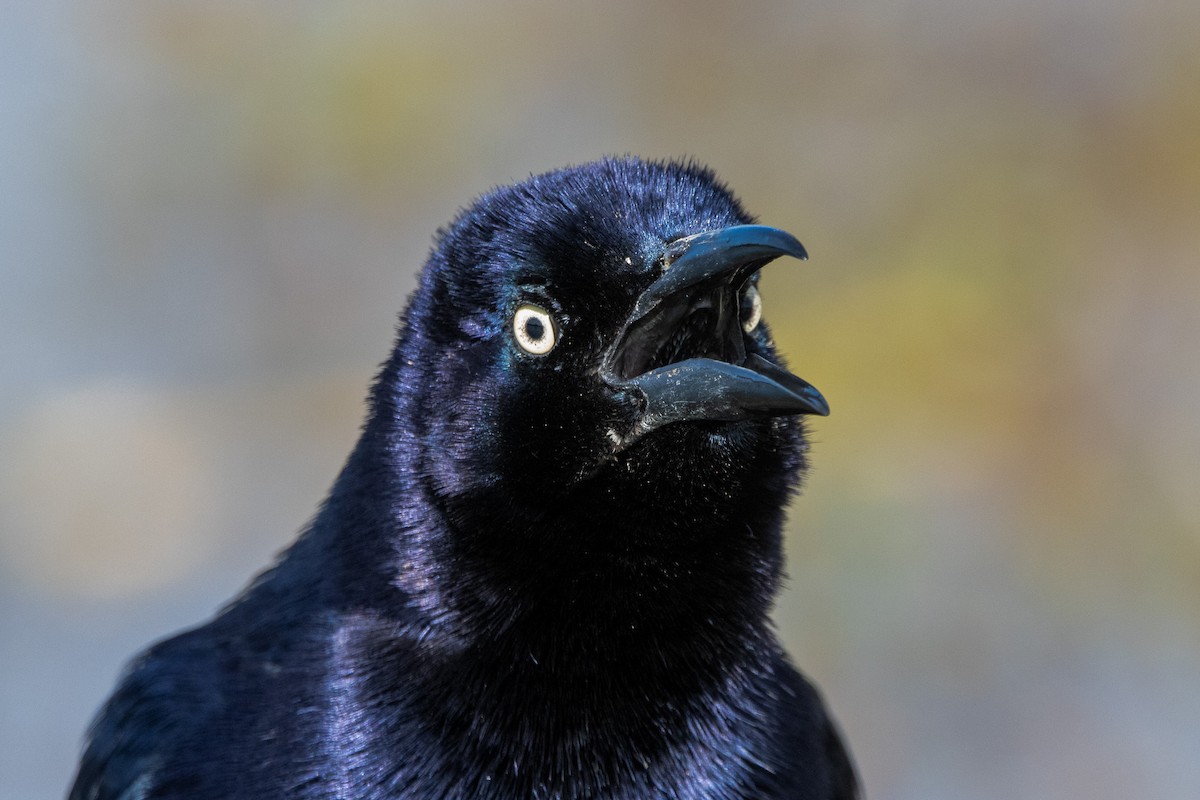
(70, 158), (858, 800)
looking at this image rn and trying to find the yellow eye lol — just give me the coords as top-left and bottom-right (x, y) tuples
(740, 284), (763, 333)
(513, 303), (557, 355)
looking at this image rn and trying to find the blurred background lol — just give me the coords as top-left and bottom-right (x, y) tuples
(2, 1), (1198, 798)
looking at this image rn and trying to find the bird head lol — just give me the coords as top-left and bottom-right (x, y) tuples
(378, 158), (826, 565)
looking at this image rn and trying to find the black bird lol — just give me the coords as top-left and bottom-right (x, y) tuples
(70, 157), (858, 800)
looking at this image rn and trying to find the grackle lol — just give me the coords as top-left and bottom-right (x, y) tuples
(70, 157), (858, 799)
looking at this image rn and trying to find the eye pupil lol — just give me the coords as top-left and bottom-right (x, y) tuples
(524, 317), (545, 341)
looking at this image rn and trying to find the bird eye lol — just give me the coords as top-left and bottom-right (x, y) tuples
(512, 303), (557, 355)
(740, 284), (763, 333)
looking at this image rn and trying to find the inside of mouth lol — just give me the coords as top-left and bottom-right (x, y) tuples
(613, 290), (745, 379)
(647, 306), (719, 371)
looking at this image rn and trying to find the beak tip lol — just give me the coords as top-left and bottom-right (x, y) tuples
(798, 390), (829, 417)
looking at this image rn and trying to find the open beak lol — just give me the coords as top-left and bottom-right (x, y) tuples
(602, 224), (828, 450)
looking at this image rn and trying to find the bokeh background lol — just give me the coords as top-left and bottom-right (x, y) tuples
(3, 2), (1198, 798)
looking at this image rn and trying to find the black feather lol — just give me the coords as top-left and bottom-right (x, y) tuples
(69, 157), (858, 800)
